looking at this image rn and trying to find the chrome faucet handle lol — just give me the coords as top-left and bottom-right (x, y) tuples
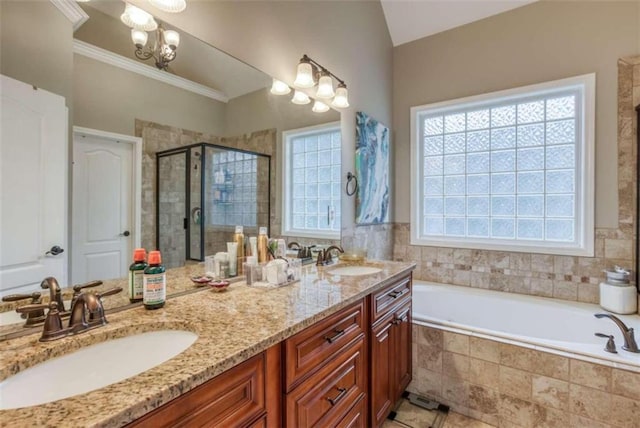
(595, 333), (617, 353)
(594, 313), (639, 353)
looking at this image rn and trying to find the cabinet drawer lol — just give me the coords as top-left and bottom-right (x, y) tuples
(285, 299), (365, 391)
(336, 396), (367, 428)
(370, 276), (411, 324)
(285, 338), (366, 428)
(128, 353), (265, 428)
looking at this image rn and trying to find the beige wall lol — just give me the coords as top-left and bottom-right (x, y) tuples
(392, 1), (639, 228)
(0, 1), (73, 103)
(73, 55), (226, 136)
(128, 0), (395, 240)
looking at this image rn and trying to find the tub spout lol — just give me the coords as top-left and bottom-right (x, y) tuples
(594, 313), (639, 353)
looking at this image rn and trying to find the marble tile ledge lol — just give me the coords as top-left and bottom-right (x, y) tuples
(0, 259), (415, 427)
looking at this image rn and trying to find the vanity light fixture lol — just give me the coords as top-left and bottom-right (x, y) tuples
(270, 79), (291, 95)
(131, 24), (180, 70)
(148, 0), (187, 13)
(291, 54), (349, 109)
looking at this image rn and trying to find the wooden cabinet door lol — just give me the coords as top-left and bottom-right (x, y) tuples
(370, 314), (393, 427)
(392, 302), (412, 402)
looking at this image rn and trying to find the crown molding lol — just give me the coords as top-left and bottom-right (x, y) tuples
(50, 0), (89, 32)
(73, 39), (229, 103)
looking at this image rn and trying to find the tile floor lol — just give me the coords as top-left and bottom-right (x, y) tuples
(382, 398), (496, 428)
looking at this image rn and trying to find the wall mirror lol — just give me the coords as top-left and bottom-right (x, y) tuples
(0, 0), (341, 335)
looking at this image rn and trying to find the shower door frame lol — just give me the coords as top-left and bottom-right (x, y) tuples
(156, 142), (271, 263)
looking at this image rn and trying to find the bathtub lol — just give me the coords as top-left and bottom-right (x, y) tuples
(412, 281), (640, 372)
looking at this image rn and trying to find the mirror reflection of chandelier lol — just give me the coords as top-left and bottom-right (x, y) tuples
(120, 3), (181, 71)
(131, 25), (180, 71)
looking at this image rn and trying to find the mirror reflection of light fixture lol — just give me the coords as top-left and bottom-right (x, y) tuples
(121, 3), (157, 31)
(312, 100), (330, 113)
(331, 83), (350, 109)
(148, 0), (187, 13)
(291, 90), (311, 105)
(131, 24), (180, 70)
(288, 54), (349, 109)
(270, 79), (291, 95)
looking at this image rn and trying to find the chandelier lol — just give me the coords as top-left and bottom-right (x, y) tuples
(121, 3), (181, 71)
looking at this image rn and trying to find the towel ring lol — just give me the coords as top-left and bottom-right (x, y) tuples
(346, 172), (358, 196)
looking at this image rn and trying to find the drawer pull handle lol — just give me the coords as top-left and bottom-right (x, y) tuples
(392, 318), (401, 325)
(324, 329), (346, 343)
(327, 387), (347, 405)
(388, 290), (403, 299)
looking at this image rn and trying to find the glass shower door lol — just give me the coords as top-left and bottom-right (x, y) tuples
(157, 151), (187, 269)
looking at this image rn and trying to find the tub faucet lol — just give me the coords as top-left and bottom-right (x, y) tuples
(594, 313), (639, 353)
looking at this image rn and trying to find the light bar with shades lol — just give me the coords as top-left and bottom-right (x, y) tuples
(277, 54), (349, 111)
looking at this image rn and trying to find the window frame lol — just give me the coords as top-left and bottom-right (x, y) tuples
(410, 73), (595, 256)
(282, 121), (341, 240)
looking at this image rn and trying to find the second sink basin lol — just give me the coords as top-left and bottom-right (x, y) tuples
(328, 266), (382, 276)
(0, 330), (198, 410)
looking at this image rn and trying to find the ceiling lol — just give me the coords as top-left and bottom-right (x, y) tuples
(380, 0), (537, 46)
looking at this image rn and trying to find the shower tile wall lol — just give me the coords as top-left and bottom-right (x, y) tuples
(393, 58), (639, 304)
(158, 154), (187, 269)
(136, 120), (277, 263)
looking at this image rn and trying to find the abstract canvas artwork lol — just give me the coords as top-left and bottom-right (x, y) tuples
(355, 111), (390, 224)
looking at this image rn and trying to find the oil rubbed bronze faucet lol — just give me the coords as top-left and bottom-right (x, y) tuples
(316, 245), (344, 266)
(16, 279), (122, 342)
(40, 277), (67, 313)
(1, 292), (46, 327)
(595, 313), (639, 353)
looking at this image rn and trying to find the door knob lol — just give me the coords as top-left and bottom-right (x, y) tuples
(45, 246), (64, 256)
(120, 231), (130, 237)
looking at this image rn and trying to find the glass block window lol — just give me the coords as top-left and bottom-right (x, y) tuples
(210, 151), (258, 227)
(283, 122), (341, 239)
(411, 74), (595, 256)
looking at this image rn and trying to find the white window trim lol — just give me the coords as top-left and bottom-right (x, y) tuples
(282, 121), (341, 240)
(410, 73), (595, 256)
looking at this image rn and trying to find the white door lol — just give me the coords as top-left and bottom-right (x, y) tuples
(72, 132), (134, 284)
(0, 74), (68, 296)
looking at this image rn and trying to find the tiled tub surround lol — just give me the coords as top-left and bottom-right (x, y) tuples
(0, 260), (415, 427)
(409, 282), (640, 428)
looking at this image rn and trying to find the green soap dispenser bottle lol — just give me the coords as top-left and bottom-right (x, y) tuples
(128, 248), (147, 303)
(143, 250), (166, 310)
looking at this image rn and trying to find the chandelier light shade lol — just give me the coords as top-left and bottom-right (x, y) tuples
(148, 0), (187, 13)
(270, 79), (291, 95)
(291, 90), (311, 105)
(312, 100), (330, 113)
(293, 57), (315, 89)
(121, 4), (158, 31)
(131, 29), (149, 48)
(331, 83), (350, 109)
(162, 29), (180, 49)
(316, 71), (335, 99)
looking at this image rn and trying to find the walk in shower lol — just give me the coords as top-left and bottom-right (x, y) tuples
(156, 143), (270, 268)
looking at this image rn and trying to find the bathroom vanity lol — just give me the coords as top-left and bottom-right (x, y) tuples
(0, 261), (414, 427)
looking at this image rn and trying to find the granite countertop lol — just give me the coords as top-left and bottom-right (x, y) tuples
(0, 260), (415, 427)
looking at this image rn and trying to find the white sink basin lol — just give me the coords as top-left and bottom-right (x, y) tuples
(0, 330), (197, 410)
(329, 266), (382, 276)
